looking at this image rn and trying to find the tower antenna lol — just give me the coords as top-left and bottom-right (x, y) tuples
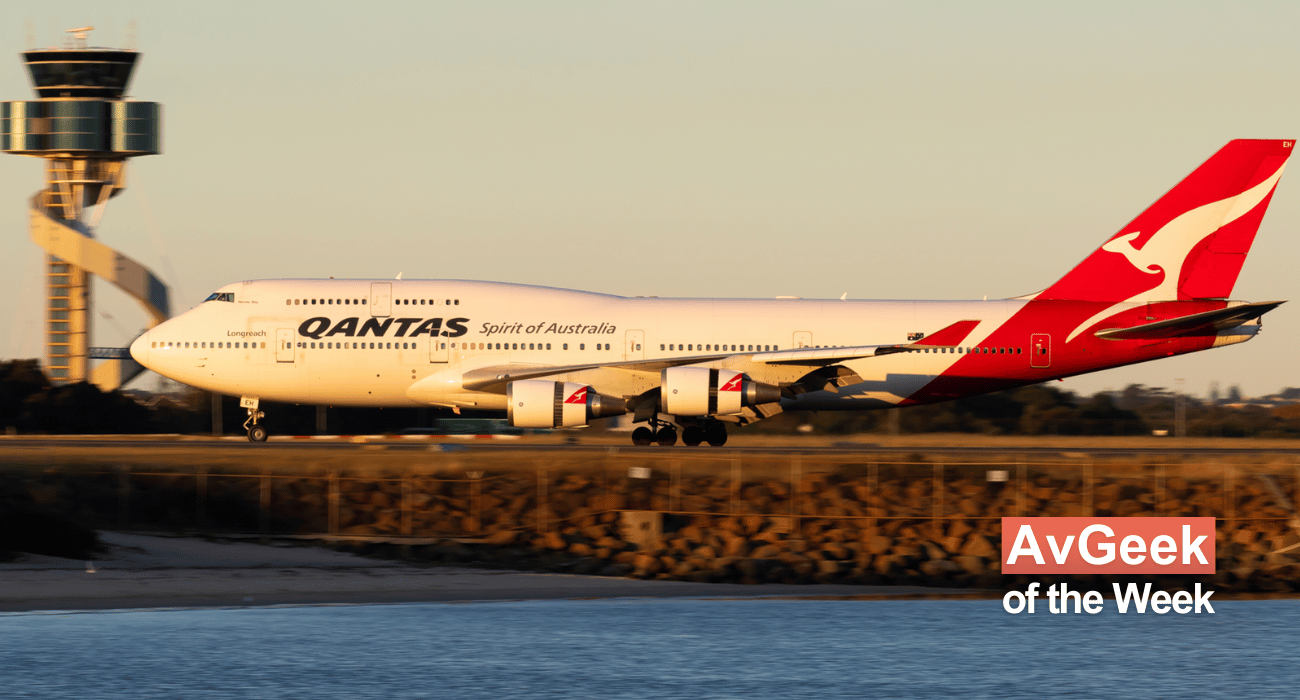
(65, 26), (93, 49)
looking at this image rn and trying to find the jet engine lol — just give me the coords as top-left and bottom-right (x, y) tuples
(507, 380), (628, 428)
(659, 367), (781, 416)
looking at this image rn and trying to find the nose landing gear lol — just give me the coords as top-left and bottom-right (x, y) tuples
(247, 423), (268, 443)
(241, 396), (268, 443)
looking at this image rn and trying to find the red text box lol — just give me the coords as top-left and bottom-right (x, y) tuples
(1001, 517), (1215, 574)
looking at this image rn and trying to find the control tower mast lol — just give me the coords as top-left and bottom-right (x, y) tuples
(1, 27), (170, 388)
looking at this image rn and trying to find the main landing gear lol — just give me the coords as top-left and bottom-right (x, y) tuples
(631, 416), (726, 447)
(683, 422), (728, 447)
(631, 425), (676, 446)
(241, 396), (268, 443)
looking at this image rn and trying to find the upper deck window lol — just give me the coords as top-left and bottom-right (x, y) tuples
(203, 292), (234, 303)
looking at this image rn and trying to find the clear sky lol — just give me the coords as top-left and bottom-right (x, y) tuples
(3, 1), (1299, 399)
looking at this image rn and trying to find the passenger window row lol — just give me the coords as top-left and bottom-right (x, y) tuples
(460, 342), (611, 351)
(286, 298), (460, 306)
(910, 347), (1023, 354)
(152, 341), (263, 349)
(660, 344), (774, 352)
(297, 341), (446, 350)
(289, 298), (366, 306)
(395, 299), (458, 306)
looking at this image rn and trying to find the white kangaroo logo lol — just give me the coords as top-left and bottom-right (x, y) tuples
(1065, 162), (1287, 342)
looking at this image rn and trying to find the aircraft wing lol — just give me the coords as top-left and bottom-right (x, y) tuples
(461, 319), (982, 391)
(460, 354), (730, 392)
(751, 319), (982, 365)
(1093, 301), (1283, 341)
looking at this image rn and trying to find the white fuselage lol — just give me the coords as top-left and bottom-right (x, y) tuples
(131, 278), (1027, 411)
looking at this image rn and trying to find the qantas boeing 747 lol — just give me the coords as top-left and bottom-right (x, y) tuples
(131, 139), (1293, 444)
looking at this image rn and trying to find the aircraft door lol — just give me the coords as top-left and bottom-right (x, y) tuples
(1031, 333), (1051, 368)
(430, 337), (448, 363)
(793, 331), (813, 349)
(370, 283), (392, 317)
(276, 328), (295, 363)
(625, 330), (644, 360)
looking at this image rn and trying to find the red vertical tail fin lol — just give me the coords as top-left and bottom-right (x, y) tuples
(1038, 139), (1292, 303)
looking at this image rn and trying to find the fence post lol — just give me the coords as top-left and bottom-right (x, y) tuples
(1083, 462), (1093, 517)
(671, 457), (681, 513)
(932, 461), (944, 534)
(118, 465), (130, 528)
(401, 474), (413, 537)
(868, 459), (877, 530)
(537, 464), (548, 533)
(605, 449), (614, 515)
(196, 466), (207, 531)
(790, 458), (801, 535)
(259, 467), (271, 539)
(1154, 463), (1164, 515)
(1225, 465), (1235, 531)
(328, 470), (339, 535)
(469, 472), (482, 535)
(1017, 459), (1026, 517)
(730, 459), (741, 515)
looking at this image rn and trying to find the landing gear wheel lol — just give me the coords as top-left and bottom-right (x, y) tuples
(632, 426), (654, 446)
(242, 404), (267, 444)
(705, 423), (728, 447)
(655, 426), (678, 447)
(682, 426), (704, 447)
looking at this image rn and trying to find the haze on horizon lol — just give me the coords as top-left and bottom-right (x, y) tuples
(3, 1), (1299, 401)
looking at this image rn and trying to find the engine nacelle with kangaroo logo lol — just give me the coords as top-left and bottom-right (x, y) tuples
(507, 380), (627, 428)
(659, 367), (781, 417)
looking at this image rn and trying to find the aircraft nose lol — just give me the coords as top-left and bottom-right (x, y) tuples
(129, 331), (150, 367)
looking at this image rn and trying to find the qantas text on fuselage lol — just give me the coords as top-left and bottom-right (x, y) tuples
(131, 140), (1294, 444)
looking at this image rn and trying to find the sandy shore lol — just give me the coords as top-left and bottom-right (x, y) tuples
(0, 532), (970, 612)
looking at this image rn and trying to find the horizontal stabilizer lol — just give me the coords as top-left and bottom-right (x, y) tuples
(1093, 300), (1284, 340)
(910, 320), (981, 347)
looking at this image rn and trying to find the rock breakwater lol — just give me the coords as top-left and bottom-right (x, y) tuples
(5, 453), (1299, 592)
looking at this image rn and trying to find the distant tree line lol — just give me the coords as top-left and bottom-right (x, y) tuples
(759, 383), (1300, 439)
(0, 359), (436, 435)
(4, 358), (1300, 438)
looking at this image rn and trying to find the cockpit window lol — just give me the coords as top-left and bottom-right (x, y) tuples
(204, 292), (235, 303)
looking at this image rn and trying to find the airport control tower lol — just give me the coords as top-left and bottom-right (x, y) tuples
(1, 27), (170, 388)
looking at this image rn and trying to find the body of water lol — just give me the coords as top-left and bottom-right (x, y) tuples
(2, 598), (1296, 698)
